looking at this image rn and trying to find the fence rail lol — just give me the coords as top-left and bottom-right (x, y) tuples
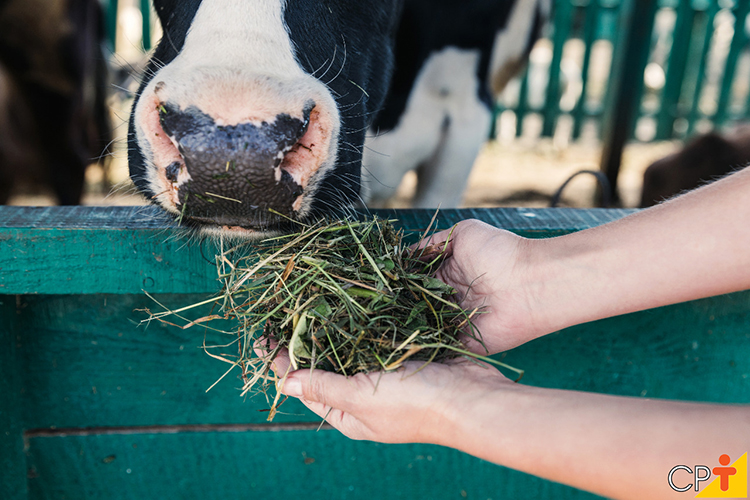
(496, 0), (750, 143)
(2, 206), (749, 499)
(101, 0), (750, 202)
(103, 0), (750, 142)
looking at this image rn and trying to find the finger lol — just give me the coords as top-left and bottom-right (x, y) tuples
(280, 368), (362, 415)
(270, 347), (291, 375)
(409, 225), (457, 262)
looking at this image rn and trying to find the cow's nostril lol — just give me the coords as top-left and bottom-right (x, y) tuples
(151, 102), (324, 224)
(165, 161), (181, 183)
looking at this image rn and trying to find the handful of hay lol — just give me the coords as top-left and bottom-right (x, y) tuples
(144, 216), (521, 420)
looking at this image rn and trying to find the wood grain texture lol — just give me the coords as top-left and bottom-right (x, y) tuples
(16, 292), (750, 431)
(0, 206), (635, 295)
(0, 299), (28, 499)
(26, 430), (605, 500)
(2, 206), (748, 500)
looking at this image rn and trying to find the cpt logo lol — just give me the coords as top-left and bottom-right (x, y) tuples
(668, 453), (747, 498)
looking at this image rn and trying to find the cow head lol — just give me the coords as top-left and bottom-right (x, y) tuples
(129, 0), (401, 236)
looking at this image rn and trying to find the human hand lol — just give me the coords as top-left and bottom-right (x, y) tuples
(273, 349), (515, 444)
(415, 219), (549, 354)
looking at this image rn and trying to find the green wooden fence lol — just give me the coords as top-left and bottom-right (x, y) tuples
(105, 0), (750, 140)
(102, 0), (750, 203)
(2, 206), (749, 499)
(501, 0), (750, 142)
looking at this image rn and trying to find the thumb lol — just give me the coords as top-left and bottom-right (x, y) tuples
(280, 368), (358, 412)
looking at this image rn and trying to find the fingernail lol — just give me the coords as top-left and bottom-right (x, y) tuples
(282, 377), (302, 397)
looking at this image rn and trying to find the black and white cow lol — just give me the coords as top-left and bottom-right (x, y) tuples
(129, 0), (401, 236)
(362, 0), (550, 208)
(0, 0), (111, 205)
(128, 0), (546, 235)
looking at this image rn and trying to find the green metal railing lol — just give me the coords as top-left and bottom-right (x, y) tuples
(103, 0), (152, 52)
(104, 0), (750, 142)
(500, 0), (750, 142)
(102, 0), (750, 203)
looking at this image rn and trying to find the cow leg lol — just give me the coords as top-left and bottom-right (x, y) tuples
(412, 100), (491, 209)
(361, 108), (444, 207)
(363, 47), (492, 208)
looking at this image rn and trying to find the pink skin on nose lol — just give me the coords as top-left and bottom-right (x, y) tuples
(279, 108), (331, 211)
(140, 81), (335, 217)
(140, 94), (187, 210)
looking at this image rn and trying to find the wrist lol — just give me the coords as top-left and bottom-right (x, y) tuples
(510, 235), (582, 340)
(442, 378), (536, 461)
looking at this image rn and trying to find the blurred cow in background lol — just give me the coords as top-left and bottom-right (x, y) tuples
(362, 0), (551, 208)
(640, 128), (750, 207)
(0, 0), (111, 205)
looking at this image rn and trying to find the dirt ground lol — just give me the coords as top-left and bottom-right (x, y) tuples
(386, 138), (679, 209)
(6, 135), (679, 209)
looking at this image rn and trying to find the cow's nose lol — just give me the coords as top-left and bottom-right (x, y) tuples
(159, 102), (314, 224)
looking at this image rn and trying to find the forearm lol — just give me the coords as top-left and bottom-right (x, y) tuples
(443, 385), (750, 500)
(527, 167), (750, 335)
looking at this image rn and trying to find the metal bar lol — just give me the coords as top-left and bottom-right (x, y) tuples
(598, 0), (659, 206)
(687, 1), (719, 136)
(105, 0), (119, 51)
(141, 0), (152, 51)
(542, 0), (574, 137)
(714, 0), (750, 126)
(573, 0), (602, 140)
(515, 69), (530, 137)
(654, 0), (696, 139)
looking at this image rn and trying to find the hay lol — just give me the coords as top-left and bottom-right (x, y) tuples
(142, 215), (522, 421)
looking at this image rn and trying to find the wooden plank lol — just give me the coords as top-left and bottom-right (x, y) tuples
(18, 291), (750, 431)
(140, 0), (151, 51)
(0, 207), (635, 296)
(714, 0), (750, 126)
(0, 298), (28, 499)
(542, 0), (574, 137)
(654, 0), (695, 140)
(572, 0), (601, 140)
(686, 2), (719, 136)
(17, 294), (315, 429)
(26, 429), (605, 500)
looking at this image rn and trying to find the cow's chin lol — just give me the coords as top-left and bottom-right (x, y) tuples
(188, 221), (287, 241)
(173, 208), (309, 240)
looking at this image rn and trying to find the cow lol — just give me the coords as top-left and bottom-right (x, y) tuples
(361, 0), (550, 208)
(128, 0), (545, 236)
(640, 128), (750, 207)
(0, 0), (111, 205)
(128, 0), (402, 237)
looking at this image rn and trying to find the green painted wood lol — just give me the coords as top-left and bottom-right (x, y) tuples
(140, 0), (151, 51)
(572, 0), (601, 140)
(542, 0), (574, 137)
(16, 290), (750, 431)
(16, 294), (314, 429)
(0, 299), (27, 499)
(104, 0), (119, 50)
(686, 2), (719, 137)
(25, 430), (605, 500)
(515, 69), (530, 137)
(0, 207), (635, 296)
(4, 206), (750, 499)
(714, 0), (750, 126)
(654, 0), (695, 140)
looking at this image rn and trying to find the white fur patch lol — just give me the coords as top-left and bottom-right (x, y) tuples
(362, 48), (491, 208)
